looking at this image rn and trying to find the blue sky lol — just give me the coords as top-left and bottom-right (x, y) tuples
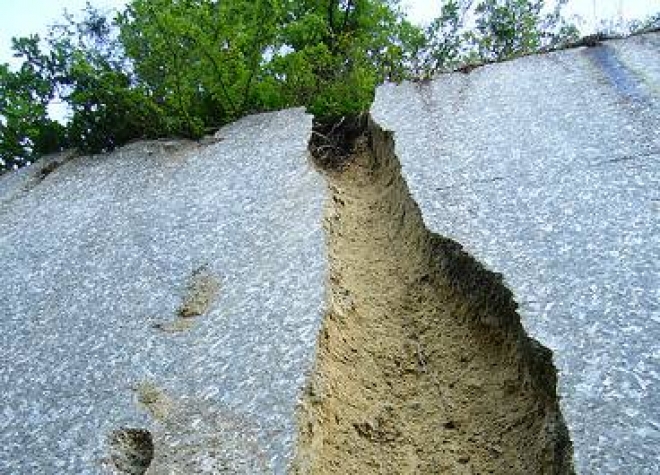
(1, 0), (659, 68)
(0, 0), (127, 67)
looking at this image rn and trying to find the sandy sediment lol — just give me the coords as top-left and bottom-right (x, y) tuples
(293, 115), (573, 474)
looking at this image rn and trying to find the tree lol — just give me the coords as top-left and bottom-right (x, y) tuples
(1, 0), (581, 173)
(117, 0), (283, 134)
(116, 0), (423, 122)
(423, 0), (579, 73)
(421, 1), (469, 73)
(0, 36), (67, 170)
(472, 0), (578, 60)
(50, 8), (168, 152)
(0, 4), (168, 170)
(269, 0), (425, 116)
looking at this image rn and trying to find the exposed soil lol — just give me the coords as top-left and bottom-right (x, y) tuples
(108, 428), (154, 475)
(177, 265), (221, 319)
(152, 265), (221, 334)
(293, 115), (573, 474)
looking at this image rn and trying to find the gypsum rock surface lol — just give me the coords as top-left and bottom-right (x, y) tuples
(0, 108), (326, 474)
(372, 31), (660, 474)
(0, 31), (657, 475)
(293, 115), (573, 474)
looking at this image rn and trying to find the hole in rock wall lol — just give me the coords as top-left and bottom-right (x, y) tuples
(108, 428), (154, 475)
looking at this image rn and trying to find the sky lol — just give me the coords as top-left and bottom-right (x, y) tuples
(0, 0), (659, 68)
(403, 0), (660, 27)
(0, 0), (127, 68)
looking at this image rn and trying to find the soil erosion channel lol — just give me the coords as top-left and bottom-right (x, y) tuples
(293, 115), (574, 474)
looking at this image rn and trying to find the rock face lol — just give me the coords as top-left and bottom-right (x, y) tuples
(371, 32), (660, 474)
(294, 116), (573, 474)
(0, 32), (658, 474)
(0, 109), (326, 474)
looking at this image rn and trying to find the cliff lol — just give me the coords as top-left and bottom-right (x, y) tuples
(0, 31), (658, 474)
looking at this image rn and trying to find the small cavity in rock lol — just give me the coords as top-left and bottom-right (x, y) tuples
(108, 427), (154, 475)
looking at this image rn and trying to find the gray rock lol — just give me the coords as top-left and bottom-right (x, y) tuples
(372, 31), (660, 475)
(0, 108), (325, 474)
(1, 32), (658, 474)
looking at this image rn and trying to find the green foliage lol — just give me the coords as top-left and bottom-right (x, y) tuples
(117, 0), (279, 132)
(472, 0), (546, 60)
(116, 0), (422, 122)
(52, 7), (170, 152)
(476, 0), (579, 59)
(0, 37), (68, 169)
(0, 0), (581, 172)
(269, 0), (424, 117)
(421, 1), (466, 73)
(64, 59), (166, 152)
(423, 0), (579, 73)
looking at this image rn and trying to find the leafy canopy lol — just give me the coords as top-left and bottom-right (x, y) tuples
(1, 0), (581, 172)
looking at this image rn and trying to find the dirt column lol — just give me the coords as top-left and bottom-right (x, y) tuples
(293, 115), (574, 475)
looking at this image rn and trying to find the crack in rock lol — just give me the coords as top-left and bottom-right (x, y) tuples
(293, 114), (574, 474)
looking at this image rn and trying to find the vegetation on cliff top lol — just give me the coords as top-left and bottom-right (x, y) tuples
(0, 0), (592, 171)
